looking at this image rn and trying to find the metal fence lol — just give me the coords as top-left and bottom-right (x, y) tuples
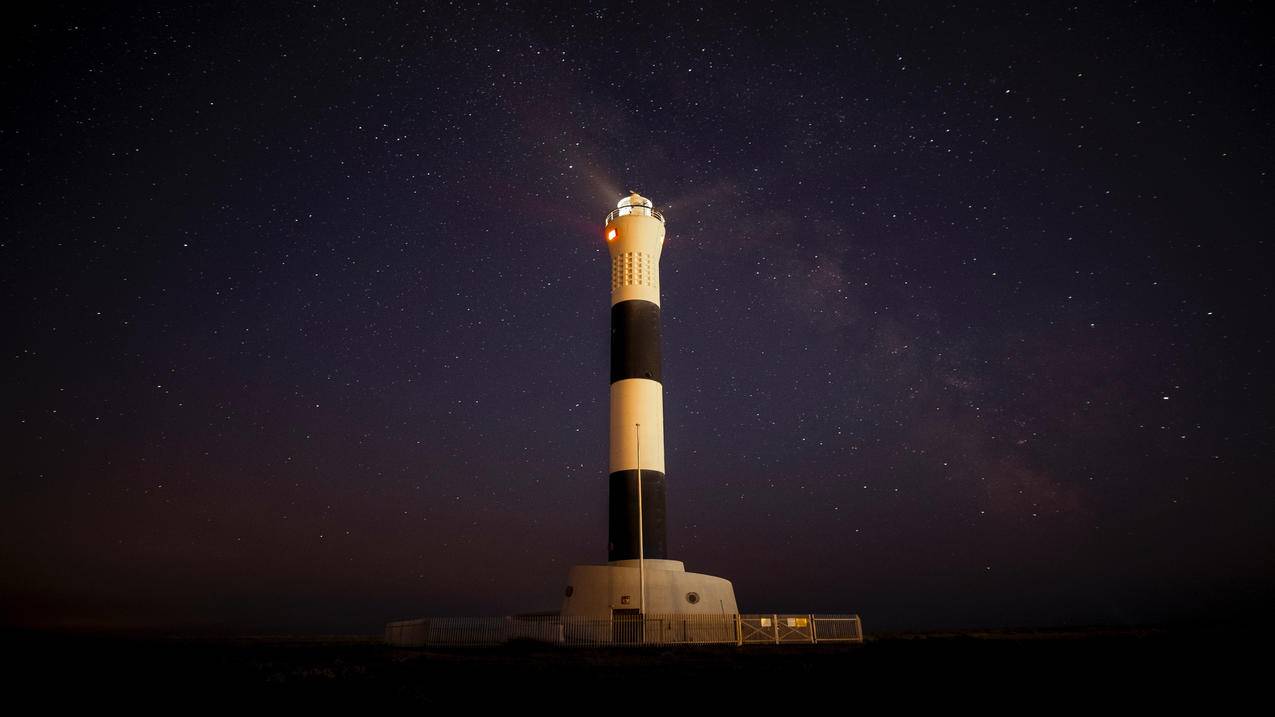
(385, 614), (863, 648)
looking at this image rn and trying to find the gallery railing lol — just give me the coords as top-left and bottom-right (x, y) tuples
(385, 614), (863, 648)
(605, 203), (665, 225)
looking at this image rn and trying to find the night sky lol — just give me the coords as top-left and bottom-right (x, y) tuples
(4, 2), (1272, 633)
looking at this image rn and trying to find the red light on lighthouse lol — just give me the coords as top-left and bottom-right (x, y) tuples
(606, 228), (617, 242)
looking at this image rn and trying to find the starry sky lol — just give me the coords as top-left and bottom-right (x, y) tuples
(3, 2), (1272, 632)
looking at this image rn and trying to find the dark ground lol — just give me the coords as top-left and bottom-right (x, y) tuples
(6, 624), (1258, 708)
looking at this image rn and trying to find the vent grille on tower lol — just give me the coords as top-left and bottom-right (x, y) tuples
(611, 252), (658, 291)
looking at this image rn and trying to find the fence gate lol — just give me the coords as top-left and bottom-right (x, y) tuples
(775, 615), (814, 643)
(739, 615), (776, 644)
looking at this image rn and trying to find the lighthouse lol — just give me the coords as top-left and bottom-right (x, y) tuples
(606, 192), (668, 563)
(561, 193), (738, 619)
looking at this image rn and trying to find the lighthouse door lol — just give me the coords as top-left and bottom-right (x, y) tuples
(611, 609), (642, 645)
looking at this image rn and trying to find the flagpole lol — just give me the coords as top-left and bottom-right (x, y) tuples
(636, 422), (646, 626)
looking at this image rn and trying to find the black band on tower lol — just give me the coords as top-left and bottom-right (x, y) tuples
(610, 300), (662, 384)
(607, 469), (668, 561)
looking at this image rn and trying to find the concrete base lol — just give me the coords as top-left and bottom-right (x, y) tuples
(561, 558), (738, 617)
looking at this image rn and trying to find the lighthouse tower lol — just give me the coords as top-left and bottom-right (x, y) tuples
(605, 192), (668, 563)
(561, 193), (738, 619)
